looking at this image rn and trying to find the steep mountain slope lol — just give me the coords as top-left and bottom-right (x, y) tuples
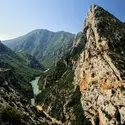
(0, 41), (44, 96)
(36, 5), (125, 125)
(0, 68), (57, 125)
(17, 53), (46, 71)
(3, 29), (75, 67)
(74, 5), (125, 125)
(36, 33), (90, 125)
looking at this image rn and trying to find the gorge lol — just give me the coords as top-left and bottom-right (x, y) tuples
(1, 4), (125, 125)
(35, 5), (125, 125)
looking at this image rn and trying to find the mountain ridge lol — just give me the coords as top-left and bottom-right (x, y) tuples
(3, 29), (75, 67)
(74, 4), (125, 124)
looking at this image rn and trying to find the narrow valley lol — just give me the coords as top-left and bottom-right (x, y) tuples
(1, 2), (125, 125)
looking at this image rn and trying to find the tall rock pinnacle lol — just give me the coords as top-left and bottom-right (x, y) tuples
(74, 5), (125, 125)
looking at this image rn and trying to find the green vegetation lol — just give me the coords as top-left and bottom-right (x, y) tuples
(0, 42), (44, 97)
(36, 44), (90, 124)
(94, 7), (125, 80)
(36, 56), (73, 119)
(36, 62), (90, 124)
(94, 6), (125, 44)
(0, 106), (25, 125)
(36, 58), (72, 103)
(3, 29), (75, 68)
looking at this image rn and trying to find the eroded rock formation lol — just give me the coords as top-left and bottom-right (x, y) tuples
(74, 5), (125, 125)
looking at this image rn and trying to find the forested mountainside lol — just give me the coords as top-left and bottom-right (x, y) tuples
(3, 30), (75, 67)
(0, 41), (45, 96)
(36, 5), (125, 125)
(0, 42), (60, 125)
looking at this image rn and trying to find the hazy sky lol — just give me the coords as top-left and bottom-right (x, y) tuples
(0, 0), (125, 40)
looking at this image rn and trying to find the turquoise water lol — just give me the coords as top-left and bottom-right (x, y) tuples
(31, 98), (35, 105)
(30, 76), (40, 105)
(30, 76), (40, 96)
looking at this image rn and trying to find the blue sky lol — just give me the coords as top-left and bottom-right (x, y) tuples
(0, 0), (125, 40)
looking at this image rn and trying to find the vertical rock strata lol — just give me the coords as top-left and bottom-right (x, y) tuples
(74, 5), (125, 125)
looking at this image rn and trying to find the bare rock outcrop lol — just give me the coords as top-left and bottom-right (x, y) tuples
(74, 5), (125, 125)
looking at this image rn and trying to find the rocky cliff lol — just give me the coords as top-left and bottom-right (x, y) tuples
(74, 5), (125, 125)
(35, 4), (125, 125)
(36, 33), (90, 125)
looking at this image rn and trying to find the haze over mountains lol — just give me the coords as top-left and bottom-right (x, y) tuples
(3, 29), (74, 67)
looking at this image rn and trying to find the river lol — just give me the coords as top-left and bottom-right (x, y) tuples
(30, 76), (40, 105)
(30, 69), (49, 105)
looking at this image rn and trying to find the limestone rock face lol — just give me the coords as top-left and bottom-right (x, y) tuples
(74, 5), (125, 125)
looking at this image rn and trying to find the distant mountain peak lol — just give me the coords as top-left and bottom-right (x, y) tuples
(3, 29), (75, 67)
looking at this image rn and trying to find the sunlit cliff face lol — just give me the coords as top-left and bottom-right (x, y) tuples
(74, 5), (125, 125)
